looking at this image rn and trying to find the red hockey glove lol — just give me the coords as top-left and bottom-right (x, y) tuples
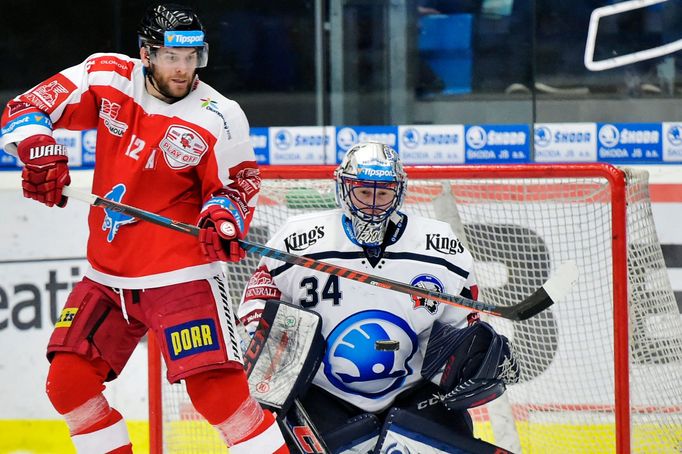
(197, 201), (246, 263)
(17, 134), (70, 207)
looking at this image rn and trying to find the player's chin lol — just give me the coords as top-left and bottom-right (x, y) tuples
(167, 81), (191, 97)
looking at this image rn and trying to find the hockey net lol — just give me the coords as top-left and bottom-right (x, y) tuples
(148, 163), (682, 453)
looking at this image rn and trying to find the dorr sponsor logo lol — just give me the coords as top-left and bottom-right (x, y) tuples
(284, 226), (325, 252)
(426, 233), (465, 254)
(165, 319), (220, 360)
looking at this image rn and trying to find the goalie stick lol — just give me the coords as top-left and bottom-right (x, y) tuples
(61, 186), (578, 321)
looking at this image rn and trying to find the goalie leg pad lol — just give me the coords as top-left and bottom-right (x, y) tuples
(324, 413), (380, 454)
(374, 408), (512, 454)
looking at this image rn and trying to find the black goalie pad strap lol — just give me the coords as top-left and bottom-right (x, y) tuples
(243, 300), (325, 414)
(374, 408), (513, 454)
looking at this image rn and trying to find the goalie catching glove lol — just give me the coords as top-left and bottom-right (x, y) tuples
(17, 134), (70, 207)
(422, 319), (519, 411)
(197, 196), (247, 262)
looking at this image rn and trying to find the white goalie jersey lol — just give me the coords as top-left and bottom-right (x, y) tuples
(238, 208), (478, 413)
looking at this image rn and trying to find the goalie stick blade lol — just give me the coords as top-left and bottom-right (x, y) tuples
(542, 261), (579, 304)
(499, 261), (579, 321)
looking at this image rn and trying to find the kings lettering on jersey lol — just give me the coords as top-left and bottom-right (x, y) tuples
(284, 226), (326, 252)
(425, 233), (465, 255)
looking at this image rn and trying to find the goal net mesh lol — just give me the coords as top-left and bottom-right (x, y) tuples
(152, 165), (682, 453)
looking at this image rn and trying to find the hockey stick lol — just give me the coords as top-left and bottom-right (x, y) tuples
(61, 186), (578, 321)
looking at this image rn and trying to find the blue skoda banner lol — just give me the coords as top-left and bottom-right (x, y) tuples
(250, 127), (269, 164)
(597, 123), (662, 163)
(3, 122), (682, 169)
(0, 151), (17, 167)
(81, 129), (97, 166)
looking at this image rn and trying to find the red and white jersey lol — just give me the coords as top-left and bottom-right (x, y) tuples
(238, 209), (478, 412)
(0, 53), (260, 289)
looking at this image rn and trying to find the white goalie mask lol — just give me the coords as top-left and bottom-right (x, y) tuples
(335, 142), (407, 247)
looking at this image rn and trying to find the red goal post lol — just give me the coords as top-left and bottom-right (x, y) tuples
(148, 163), (682, 454)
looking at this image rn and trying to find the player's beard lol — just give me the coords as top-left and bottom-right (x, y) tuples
(147, 65), (195, 102)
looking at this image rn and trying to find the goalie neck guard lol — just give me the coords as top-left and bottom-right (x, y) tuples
(335, 142), (407, 247)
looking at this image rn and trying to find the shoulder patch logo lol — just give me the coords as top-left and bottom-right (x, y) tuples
(409, 274), (444, 314)
(25, 80), (69, 110)
(160, 125), (208, 169)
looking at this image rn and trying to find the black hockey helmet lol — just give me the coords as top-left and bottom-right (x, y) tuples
(138, 3), (204, 46)
(138, 3), (208, 67)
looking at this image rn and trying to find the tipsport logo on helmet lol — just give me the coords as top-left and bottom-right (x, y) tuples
(164, 30), (205, 47)
(358, 165), (396, 181)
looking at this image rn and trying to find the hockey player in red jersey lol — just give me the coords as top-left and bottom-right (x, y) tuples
(0, 4), (287, 453)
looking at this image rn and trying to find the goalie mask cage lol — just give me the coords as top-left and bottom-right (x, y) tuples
(148, 163), (682, 453)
